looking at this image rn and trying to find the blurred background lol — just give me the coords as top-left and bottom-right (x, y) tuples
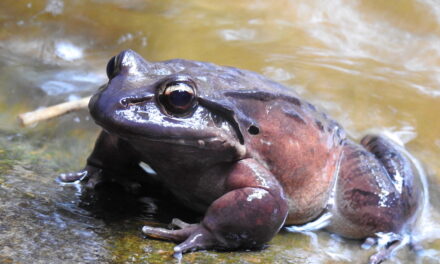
(0, 0), (439, 263)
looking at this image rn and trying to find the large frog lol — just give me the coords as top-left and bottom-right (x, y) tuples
(60, 50), (422, 263)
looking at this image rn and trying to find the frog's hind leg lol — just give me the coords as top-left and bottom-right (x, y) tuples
(327, 135), (421, 263)
(360, 135), (420, 222)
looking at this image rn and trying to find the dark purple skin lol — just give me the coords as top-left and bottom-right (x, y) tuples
(60, 50), (422, 262)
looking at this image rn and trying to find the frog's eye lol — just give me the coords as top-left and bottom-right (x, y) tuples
(106, 55), (119, 79)
(159, 79), (197, 116)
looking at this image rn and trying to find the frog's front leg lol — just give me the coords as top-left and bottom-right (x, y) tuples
(142, 158), (288, 254)
(59, 130), (145, 191)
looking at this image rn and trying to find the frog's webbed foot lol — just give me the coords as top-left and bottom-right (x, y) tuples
(142, 220), (219, 254)
(59, 167), (146, 196)
(365, 233), (415, 264)
(369, 246), (397, 264)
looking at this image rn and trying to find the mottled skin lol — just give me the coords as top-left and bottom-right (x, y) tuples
(61, 50), (422, 262)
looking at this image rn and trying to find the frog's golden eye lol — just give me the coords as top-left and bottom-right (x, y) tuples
(159, 79), (197, 116)
(106, 55), (119, 79)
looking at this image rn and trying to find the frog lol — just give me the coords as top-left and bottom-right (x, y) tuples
(60, 49), (422, 263)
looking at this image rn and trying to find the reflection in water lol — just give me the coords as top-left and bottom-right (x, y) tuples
(0, 0), (440, 263)
(54, 41), (83, 62)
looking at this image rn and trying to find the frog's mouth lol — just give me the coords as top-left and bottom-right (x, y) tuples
(97, 119), (245, 155)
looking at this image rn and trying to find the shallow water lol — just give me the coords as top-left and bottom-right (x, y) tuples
(0, 0), (440, 263)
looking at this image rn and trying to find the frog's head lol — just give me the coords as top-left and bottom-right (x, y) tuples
(89, 50), (259, 156)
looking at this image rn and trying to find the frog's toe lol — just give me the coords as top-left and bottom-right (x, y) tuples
(173, 227), (217, 254)
(369, 247), (395, 264)
(142, 224), (197, 242)
(170, 218), (196, 229)
(367, 234), (410, 264)
(142, 224), (219, 254)
(58, 170), (88, 182)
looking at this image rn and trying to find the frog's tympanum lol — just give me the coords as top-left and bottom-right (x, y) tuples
(61, 50), (422, 263)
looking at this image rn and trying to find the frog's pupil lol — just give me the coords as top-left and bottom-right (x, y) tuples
(160, 80), (197, 115)
(169, 89), (192, 107)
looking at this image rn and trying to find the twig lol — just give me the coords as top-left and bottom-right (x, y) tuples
(18, 96), (92, 127)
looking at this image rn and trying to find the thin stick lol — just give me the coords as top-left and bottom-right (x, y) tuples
(18, 96), (92, 127)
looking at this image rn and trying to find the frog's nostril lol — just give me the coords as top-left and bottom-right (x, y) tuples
(120, 95), (153, 107)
